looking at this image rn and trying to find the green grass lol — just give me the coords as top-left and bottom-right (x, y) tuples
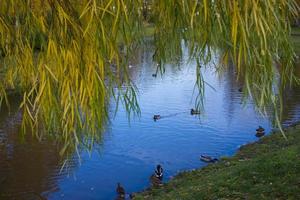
(134, 124), (300, 199)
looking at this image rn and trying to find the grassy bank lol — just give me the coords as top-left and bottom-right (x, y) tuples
(134, 124), (300, 199)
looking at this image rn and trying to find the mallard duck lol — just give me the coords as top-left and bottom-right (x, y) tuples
(190, 109), (200, 115)
(155, 164), (163, 180)
(153, 115), (161, 121)
(116, 183), (125, 198)
(256, 126), (265, 132)
(255, 131), (265, 137)
(115, 196), (125, 200)
(150, 174), (163, 187)
(129, 193), (135, 199)
(200, 155), (218, 163)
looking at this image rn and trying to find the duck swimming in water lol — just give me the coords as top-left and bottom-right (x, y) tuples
(190, 109), (201, 115)
(200, 155), (218, 163)
(153, 115), (161, 121)
(152, 73), (157, 77)
(116, 183), (125, 198)
(256, 126), (265, 132)
(155, 164), (163, 180)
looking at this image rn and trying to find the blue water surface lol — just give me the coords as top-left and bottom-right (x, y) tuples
(1, 45), (300, 200)
(48, 48), (276, 200)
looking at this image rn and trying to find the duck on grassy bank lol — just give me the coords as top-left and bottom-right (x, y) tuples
(149, 165), (164, 187)
(150, 174), (163, 187)
(255, 131), (265, 137)
(255, 126), (265, 137)
(116, 183), (125, 199)
(155, 164), (163, 180)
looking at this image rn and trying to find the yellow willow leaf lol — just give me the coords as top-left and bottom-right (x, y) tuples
(40, 17), (47, 33)
(101, 0), (114, 19)
(47, 39), (58, 57)
(83, 11), (94, 37)
(94, 70), (105, 90)
(5, 68), (15, 88)
(80, 88), (87, 107)
(73, 130), (79, 145)
(71, 40), (80, 54)
(70, 104), (75, 127)
(190, 0), (198, 28)
(66, 50), (75, 68)
(237, 43), (243, 73)
(239, 17), (248, 44)
(216, 12), (223, 32)
(98, 6), (116, 17)
(92, 0), (98, 16)
(112, 1), (120, 35)
(221, 51), (229, 66)
(252, 1), (259, 34)
(33, 80), (46, 110)
(0, 84), (9, 108)
(58, 5), (77, 30)
(203, 0), (208, 23)
(99, 20), (106, 45)
(79, 0), (92, 19)
(25, 105), (35, 122)
(0, 16), (9, 31)
(74, 69), (79, 91)
(120, 0), (129, 23)
(19, 92), (28, 110)
(44, 64), (58, 82)
(231, 1), (238, 55)
(258, 15), (268, 45)
(62, 102), (71, 121)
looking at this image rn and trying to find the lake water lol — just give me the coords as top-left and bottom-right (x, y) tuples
(1, 45), (300, 200)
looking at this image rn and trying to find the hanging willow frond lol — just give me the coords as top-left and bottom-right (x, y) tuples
(0, 0), (298, 155)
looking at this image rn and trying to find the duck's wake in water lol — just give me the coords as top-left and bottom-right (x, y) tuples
(153, 109), (200, 121)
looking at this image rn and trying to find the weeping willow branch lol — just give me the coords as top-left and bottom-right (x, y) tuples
(151, 0), (299, 129)
(0, 0), (299, 155)
(0, 0), (144, 156)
